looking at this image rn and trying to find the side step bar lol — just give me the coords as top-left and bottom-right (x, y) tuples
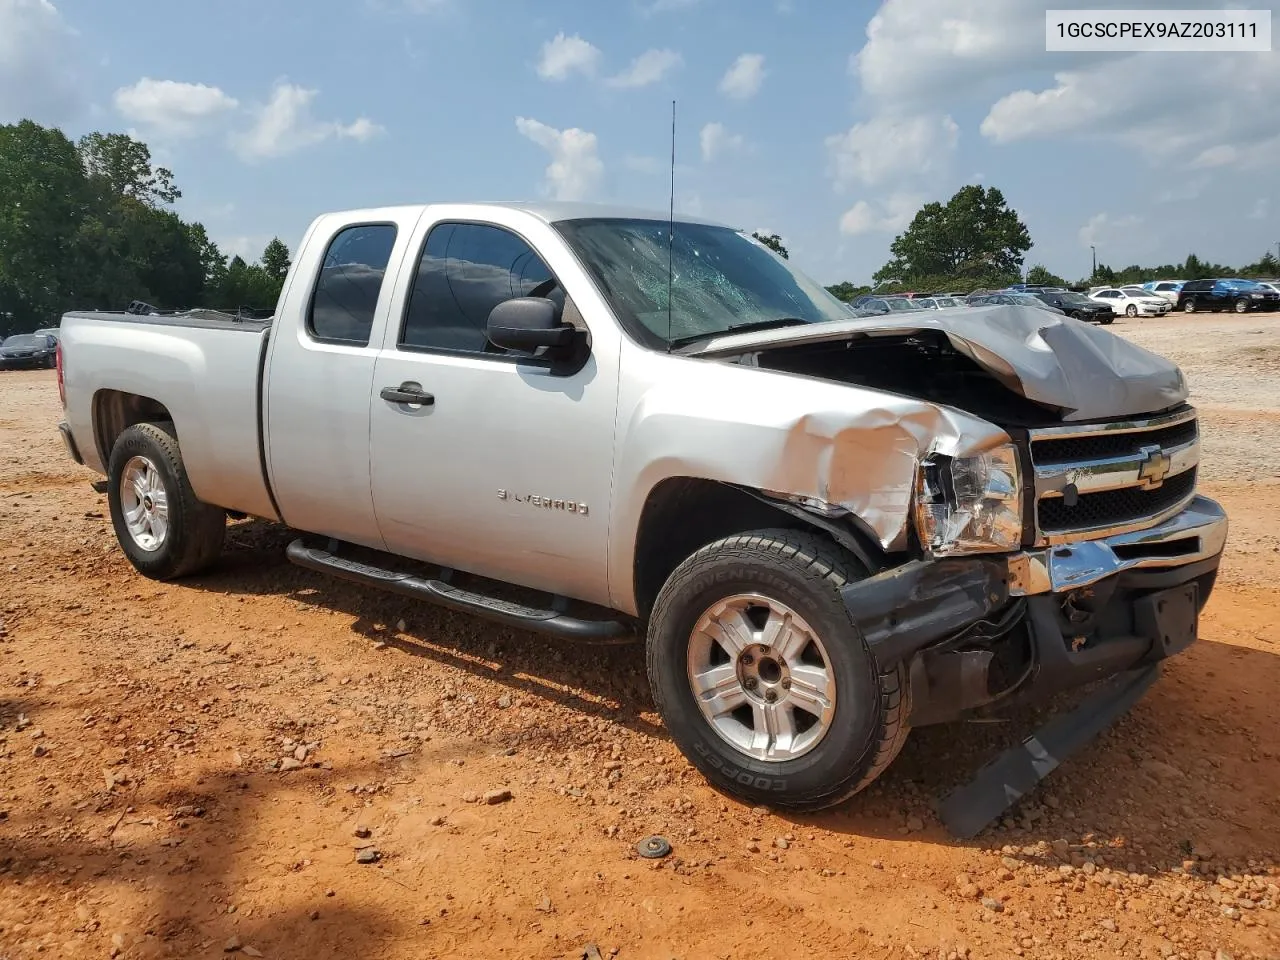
(285, 539), (633, 643)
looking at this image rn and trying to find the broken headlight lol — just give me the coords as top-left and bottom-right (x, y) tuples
(915, 444), (1023, 555)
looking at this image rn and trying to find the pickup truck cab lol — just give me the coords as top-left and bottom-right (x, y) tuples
(56, 202), (1228, 815)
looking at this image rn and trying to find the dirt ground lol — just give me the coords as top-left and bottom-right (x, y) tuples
(2, 312), (1279, 960)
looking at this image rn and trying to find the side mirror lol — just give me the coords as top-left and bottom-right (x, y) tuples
(487, 297), (576, 352)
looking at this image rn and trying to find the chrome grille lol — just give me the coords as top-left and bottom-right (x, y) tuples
(1028, 407), (1200, 542)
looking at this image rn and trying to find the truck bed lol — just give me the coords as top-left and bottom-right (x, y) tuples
(59, 310), (279, 521)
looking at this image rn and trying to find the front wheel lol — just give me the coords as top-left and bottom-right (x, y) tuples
(646, 529), (909, 812)
(107, 421), (226, 580)
(1126, 304), (1137, 318)
(1184, 299), (1196, 313)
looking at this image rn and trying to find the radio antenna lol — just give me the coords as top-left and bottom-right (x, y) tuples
(666, 99), (675, 352)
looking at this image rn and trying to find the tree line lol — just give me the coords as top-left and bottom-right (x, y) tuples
(0, 120), (290, 338)
(820, 185), (1280, 302)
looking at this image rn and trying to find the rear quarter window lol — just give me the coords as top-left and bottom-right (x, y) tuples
(307, 223), (398, 345)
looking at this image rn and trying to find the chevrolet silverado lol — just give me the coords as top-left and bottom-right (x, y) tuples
(55, 202), (1227, 816)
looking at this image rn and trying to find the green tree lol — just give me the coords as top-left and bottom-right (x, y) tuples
(78, 132), (180, 206)
(874, 186), (1031, 286)
(261, 237), (292, 282)
(825, 281), (869, 302)
(0, 121), (96, 334)
(1026, 264), (1065, 286)
(751, 232), (789, 259)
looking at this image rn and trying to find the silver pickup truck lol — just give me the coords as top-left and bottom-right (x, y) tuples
(55, 202), (1227, 824)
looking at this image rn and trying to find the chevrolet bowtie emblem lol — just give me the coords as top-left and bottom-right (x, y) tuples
(1136, 447), (1172, 489)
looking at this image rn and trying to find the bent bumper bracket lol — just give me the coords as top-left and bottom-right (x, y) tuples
(936, 664), (1160, 839)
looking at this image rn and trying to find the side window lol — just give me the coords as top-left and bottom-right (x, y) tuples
(400, 222), (555, 354)
(308, 224), (398, 345)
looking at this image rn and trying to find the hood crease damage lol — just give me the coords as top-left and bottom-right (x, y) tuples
(683, 304), (1189, 423)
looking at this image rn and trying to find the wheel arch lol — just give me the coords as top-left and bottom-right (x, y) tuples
(631, 477), (888, 622)
(93, 389), (175, 466)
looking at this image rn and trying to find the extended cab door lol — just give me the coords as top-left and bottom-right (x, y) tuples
(264, 209), (422, 550)
(367, 208), (620, 607)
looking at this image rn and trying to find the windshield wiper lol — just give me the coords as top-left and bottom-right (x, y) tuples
(670, 316), (811, 348)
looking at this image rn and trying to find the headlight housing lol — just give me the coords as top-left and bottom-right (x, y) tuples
(915, 444), (1023, 555)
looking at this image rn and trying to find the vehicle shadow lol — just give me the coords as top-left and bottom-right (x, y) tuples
(188, 520), (1280, 874)
(0, 758), (425, 958)
(188, 520), (661, 741)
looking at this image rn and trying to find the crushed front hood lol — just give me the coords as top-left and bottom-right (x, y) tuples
(679, 305), (1188, 422)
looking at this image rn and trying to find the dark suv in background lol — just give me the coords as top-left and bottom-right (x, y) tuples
(1031, 289), (1114, 324)
(1176, 279), (1280, 313)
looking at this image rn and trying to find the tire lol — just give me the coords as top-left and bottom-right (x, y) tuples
(107, 421), (226, 580)
(646, 529), (910, 812)
(1183, 299), (1196, 313)
(1104, 317), (1114, 325)
(1234, 299), (1249, 314)
(1125, 304), (1137, 318)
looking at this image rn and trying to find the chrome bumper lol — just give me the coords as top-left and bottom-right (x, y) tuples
(1007, 495), (1227, 596)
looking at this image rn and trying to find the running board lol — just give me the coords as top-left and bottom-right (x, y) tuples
(936, 664), (1159, 839)
(285, 539), (633, 643)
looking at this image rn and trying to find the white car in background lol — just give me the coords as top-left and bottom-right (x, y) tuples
(1142, 280), (1185, 303)
(1090, 287), (1172, 318)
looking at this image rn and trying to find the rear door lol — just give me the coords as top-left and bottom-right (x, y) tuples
(264, 210), (422, 549)
(367, 211), (620, 606)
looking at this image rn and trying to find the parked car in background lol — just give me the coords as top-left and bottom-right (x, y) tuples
(1176, 278), (1280, 314)
(33, 326), (61, 342)
(1090, 288), (1172, 318)
(853, 296), (929, 315)
(1141, 280), (1184, 303)
(968, 292), (1066, 315)
(1253, 281), (1280, 296)
(0, 333), (57, 369)
(1031, 290), (1115, 324)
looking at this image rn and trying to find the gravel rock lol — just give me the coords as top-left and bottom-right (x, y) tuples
(483, 789), (512, 804)
(354, 825), (372, 838)
(356, 848), (381, 864)
(224, 935), (242, 952)
(1221, 905), (1241, 920)
(905, 815), (925, 832)
(774, 837), (790, 849)
(981, 897), (1004, 913)
(1100, 918), (1117, 933)
(279, 757), (303, 772)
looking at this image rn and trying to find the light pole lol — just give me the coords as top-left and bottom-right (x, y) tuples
(1091, 245), (1097, 277)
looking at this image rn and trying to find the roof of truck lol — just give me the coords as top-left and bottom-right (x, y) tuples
(322, 201), (733, 230)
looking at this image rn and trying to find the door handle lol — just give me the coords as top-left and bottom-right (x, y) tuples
(380, 383), (435, 406)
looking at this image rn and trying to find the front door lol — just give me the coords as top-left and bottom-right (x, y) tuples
(368, 217), (618, 606)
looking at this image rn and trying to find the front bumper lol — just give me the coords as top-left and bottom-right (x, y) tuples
(841, 496), (1227, 725)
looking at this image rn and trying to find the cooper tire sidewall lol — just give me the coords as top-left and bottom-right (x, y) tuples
(649, 556), (881, 800)
(107, 428), (182, 576)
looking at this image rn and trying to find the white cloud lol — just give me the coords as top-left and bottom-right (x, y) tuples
(515, 116), (603, 201)
(838, 193), (922, 236)
(1078, 212), (1143, 250)
(718, 53), (766, 100)
(980, 51), (1280, 169)
(607, 48), (681, 88)
(825, 114), (958, 190)
(853, 0), (1048, 107)
(233, 83), (383, 162)
(536, 32), (602, 81)
(699, 122), (744, 163)
(113, 78), (239, 138)
(1248, 198), (1269, 221)
(0, 0), (81, 123)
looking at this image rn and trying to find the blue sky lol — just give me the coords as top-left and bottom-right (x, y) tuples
(2, 0), (1278, 284)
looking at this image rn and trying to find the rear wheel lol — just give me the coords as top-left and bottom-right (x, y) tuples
(646, 529), (910, 811)
(1183, 299), (1196, 313)
(107, 422), (226, 580)
(1125, 304), (1137, 318)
